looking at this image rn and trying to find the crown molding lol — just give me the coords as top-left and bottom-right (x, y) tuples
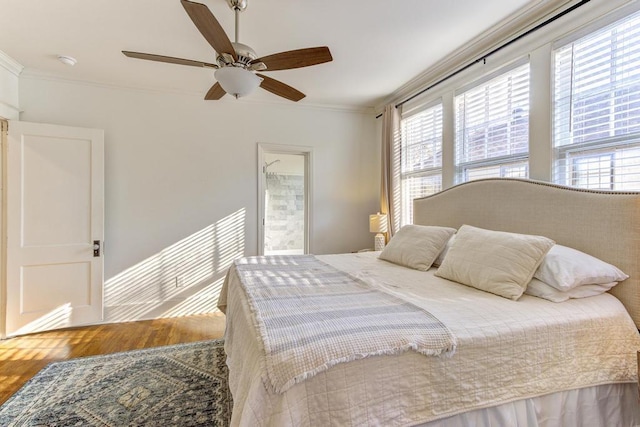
(0, 50), (24, 76)
(19, 69), (374, 115)
(378, 0), (578, 111)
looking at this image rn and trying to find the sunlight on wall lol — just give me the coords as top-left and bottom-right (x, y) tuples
(104, 208), (245, 322)
(10, 304), (73, 338)
(160, 277), (225, 318)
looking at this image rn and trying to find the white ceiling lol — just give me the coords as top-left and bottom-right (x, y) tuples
(0, 0), (538, 110)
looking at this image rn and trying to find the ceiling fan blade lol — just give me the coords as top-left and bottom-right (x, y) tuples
(181, 0), (237, 61)
(205, 82), (226, 100)
(252, 47), (332, 71)
(257, 74), (305, 102)
(122, 51), (218, 68)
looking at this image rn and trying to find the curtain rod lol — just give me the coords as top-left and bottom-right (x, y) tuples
(375, 0), (591, 119)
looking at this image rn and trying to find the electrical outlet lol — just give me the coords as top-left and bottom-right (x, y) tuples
(175, 276), (184, 288)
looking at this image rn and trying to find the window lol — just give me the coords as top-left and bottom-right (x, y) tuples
(454, 63), (530, 182)
(553, 10), (640, 190)
(399, 103), (443, 225)
(388, 3), (640, 215)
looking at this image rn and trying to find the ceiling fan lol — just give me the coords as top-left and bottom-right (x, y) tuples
(122, 0), (333, 102)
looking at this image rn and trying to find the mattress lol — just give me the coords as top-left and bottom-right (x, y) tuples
(219, 251), (640, 426)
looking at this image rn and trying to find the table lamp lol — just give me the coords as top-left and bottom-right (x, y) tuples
(369, 213), (388, 251)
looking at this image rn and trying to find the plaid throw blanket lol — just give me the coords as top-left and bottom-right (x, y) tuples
(232, 255), (457, 394)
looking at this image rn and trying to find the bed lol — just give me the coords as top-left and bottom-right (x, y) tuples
(218, 178), (640, 426)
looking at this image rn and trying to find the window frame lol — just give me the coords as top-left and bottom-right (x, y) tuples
(453, 60), (531, 184)
(552, 8), (640, 190)
(398, 101), (444, 226)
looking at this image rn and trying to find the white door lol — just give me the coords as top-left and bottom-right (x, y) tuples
(5, 121), (104, 336)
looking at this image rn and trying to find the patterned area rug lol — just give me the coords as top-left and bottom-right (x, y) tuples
(0, 340), (232, 426)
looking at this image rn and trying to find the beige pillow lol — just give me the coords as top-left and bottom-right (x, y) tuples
(379, 225), (456, 271)
(433, 234), (455, 267)
(435, 225), (555, 300)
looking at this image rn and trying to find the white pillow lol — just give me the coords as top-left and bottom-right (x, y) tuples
(525, 278), (618, 302)
(435, 225), (555, 300)
(533, 244), (628, 291)
(379, 225), (456, 271)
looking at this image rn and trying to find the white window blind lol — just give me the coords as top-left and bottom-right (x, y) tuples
(553, 10), (640, 190)
(399, 104), (443, 225)
(454, 63), (530, 182)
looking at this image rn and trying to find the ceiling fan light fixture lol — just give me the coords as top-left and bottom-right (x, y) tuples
(214, 67), (262, 98)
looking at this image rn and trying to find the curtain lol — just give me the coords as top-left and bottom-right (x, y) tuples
(380, 103), (401, 239)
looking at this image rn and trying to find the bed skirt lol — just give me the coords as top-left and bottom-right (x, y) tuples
(417, 382), (639, 427)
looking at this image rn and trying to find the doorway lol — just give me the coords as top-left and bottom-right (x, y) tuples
(258, 144), (312, 256)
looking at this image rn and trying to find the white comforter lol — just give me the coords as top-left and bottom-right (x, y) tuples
(219, 252), (640, 426)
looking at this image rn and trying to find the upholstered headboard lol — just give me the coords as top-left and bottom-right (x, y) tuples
(413, 178), (640, 328)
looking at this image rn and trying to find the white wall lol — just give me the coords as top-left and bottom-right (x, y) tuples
(0, 51), (22, 120)
(264, 152), (304, 175)
(18, 77), (378, 322)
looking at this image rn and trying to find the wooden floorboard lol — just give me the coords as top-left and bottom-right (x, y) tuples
(0, 312), (226, 405)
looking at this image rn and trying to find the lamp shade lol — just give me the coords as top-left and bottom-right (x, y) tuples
(369, 213), (388, 233)
(214, 67), (263, 98)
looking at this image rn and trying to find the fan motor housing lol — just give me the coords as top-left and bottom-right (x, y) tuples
(218, 42), (257, 67)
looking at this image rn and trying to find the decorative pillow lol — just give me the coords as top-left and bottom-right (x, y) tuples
(435, 225), (555, 300)
(432, 235), (455, 267)
(533, 244), (628, 291)
(525, 278), (618, 302)
(379, 225), (456, 271)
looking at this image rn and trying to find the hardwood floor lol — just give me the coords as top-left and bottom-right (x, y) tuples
(0, 312), (226, 405)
